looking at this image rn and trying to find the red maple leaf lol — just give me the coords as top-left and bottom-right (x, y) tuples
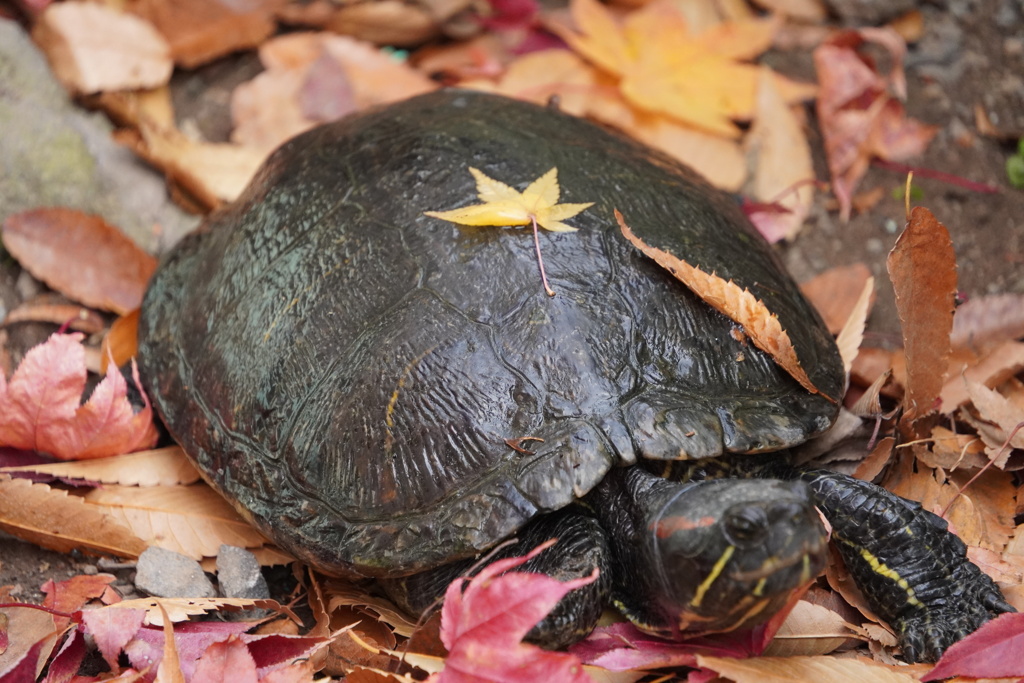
(432, 539), (598, 683)
(922, 612), (1024, 681)
(0, 332), (158, 460)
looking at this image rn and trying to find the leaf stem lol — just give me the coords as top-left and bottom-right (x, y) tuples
(531, 215), (556, 297)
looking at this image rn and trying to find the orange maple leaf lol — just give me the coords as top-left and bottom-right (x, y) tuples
(554, 0), (815, 137)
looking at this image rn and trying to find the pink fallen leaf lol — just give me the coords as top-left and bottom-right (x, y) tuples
(922, 612), (1024, 681)
(82, 607), (147, 671)
(814, 29), (938, 221)
(125, 621), (254, 680)
(192, 636), (259, 683)
(0, 333), (158, 460)
(433, 539), (597, 683)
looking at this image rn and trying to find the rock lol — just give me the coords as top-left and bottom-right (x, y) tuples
(0, 19), (196, 252)
(216, 545), (269, 600)
(134, 547), (216, 598)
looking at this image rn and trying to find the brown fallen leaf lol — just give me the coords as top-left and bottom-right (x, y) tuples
(616, 209), (831, 401)
(0, 475), (147, 558)
(746, 68), (815, 243)
(800, 263), (875, 336)
(130, 0), (281, 68)
(2, 208), (157, 316)
(232, 33), (436, 154)
(3, 298), (106, 335)
(887, 207), (957, 432)
(0, 446), (200, 487)
(32, 2), (173, 95)
(697, 653), (919, 682)
(762, 600), (857, 657)
(117, 123), (266, 210)
(108, 597), (298, 627)
(940, 341), (1024, 413)
(83, 483), (275, 560)
(950, 293), (1024, 352)
(327, 0), (439, 46)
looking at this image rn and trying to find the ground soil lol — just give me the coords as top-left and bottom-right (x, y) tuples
(1, 0), (1022, 630)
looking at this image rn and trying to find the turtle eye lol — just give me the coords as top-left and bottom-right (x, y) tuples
(724, 506), (768, 544)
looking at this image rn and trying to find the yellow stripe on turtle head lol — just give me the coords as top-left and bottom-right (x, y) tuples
(690, 544), (735, 608)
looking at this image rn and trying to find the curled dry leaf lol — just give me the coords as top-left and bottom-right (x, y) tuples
(887, 207), (957, 431)
(32, 2), (173, 94)
(0, 475), (147, 558)
(0, 333), (158, 460)
(616, 210), (831, 401)
(762, 600), (857, 657)
(940, 340), (1024, 413)
(2, 208), (157, 315)
(835, 275), (874, 375)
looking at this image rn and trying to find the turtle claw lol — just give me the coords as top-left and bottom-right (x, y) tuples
(897, 596), (1011, 663)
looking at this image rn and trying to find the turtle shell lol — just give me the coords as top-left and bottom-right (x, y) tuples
(138, 90), (843, 578)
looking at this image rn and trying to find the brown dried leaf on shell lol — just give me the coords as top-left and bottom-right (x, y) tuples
(616, 210), (832, 401)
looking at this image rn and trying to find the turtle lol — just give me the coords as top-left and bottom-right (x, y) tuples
(137, 89), (1012, 662)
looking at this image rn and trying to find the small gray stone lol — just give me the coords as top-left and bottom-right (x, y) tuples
(216, 545), (269, 600)
(135, 547), (216, 599)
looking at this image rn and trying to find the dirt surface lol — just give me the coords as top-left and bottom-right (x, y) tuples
(2, 0), (1022, 618)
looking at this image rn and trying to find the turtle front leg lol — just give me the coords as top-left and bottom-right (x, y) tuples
(798, 469), (1015, 662)
(381, 509), (613, 650)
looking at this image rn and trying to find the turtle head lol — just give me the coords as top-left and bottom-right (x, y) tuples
(639, 478), (827, 637)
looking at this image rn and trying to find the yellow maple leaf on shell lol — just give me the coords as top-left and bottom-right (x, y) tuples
(425, 167), (592, 232)
(425, 166), (593, 296)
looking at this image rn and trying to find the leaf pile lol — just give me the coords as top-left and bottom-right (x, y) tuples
(2, 0), (1022, 681)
